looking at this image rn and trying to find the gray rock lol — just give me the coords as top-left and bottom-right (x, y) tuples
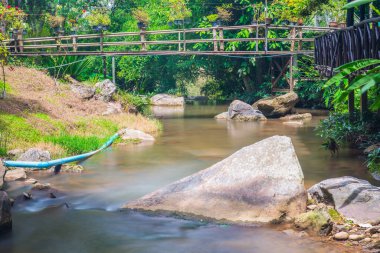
(349, 234), (365, 241)
(227, 100), (267, 121)
(253, 92), (299, 118)
(102, 102), (123, 116)
(308, 176), (380, 224)
(334, 231), (349, 240)
(124, 136), (307, 223)
(71, 85), (95, 99)
(95, 79), (117, 102)
(7, 149), (24, 159)
(0, 191), (12, 233)
(0, 162), (5, 189)
(151, 94), (185, 106)
(18, 148), (51, 162)
(214, 112), (228, 120)
(119, 128), (155, 142)
(5, 168), (27, 181)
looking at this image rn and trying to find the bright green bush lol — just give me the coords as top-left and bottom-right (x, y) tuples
(45, 135), (107, 155)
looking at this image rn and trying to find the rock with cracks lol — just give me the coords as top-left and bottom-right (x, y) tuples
(308, 176), (380, 224)
(18, 148), (51, 162)
(227, 100), (266, 121)
(253, 92), (299, 118)
(0, 191), (12, 234)
(95, 79), (117, 102)
(71, 85), (96, 100)
(0, 163), (5, 189)
(150, 94), (185, 106)
(124, 136), (307, 223)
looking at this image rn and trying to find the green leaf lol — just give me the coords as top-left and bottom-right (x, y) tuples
(324, 59), (380, 89)
(348, 71), (380, 91)
(342, 0), (376, 10)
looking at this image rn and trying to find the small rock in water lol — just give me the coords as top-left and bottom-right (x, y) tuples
(334, 231), (349, 240)
(24, 178), (38, 184)
(349, 234), (365, 241)
(49, 192), (56, 199)
(23, 192), (32, 200)
(32, 183), (51, 190)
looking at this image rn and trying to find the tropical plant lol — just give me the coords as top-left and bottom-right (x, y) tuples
(46, 13), (65, 28)
(367, 148), (380, 173)
(323, 59), (380, 111)
(342, 0), (376, 9)
(0, 4), (26, 30)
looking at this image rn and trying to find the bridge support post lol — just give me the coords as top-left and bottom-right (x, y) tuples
(219, 28), (224, 51)
(212, 28), (218, 51)
(347, 0), (355, 121)
(112, 57), (116, 85)
(140, 29), (147, 51)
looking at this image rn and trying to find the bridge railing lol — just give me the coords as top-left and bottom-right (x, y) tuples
(5, 24), (337, 56)
(315, 17), (380, 76)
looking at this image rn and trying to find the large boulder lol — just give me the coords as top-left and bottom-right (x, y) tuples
(71, 85), (96, 100)
(253, 92), (299, 118)
(18, 148), (51, 162)
(95, 79), (117, 102)
(151, 94), (185, 107)
(124, 136), (307, 223)
(227, 100), (267, 121)
(308, 177), (380, 224)
(102, 102), (123, 116)
(0, 191), (12, 233)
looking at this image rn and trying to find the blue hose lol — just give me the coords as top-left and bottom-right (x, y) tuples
(2, 133), (120, 169)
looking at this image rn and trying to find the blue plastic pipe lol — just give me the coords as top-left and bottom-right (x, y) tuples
(2, 133), (120, 169)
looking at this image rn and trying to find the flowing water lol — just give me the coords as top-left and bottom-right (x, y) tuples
(1, 104), (376, 253)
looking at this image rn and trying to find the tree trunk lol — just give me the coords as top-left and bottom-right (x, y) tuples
(242, 75), (254, 93)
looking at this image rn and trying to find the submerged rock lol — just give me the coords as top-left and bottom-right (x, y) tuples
(214, 112), (228, 120)
(280, 113), (312, 121)
(308, 176), (380, 224)
(0, 191), (12, 233)
(124, 136), (307, 223)
(119, 128), (155, 142)
(252, 92), (299, 118)
(4, 168), (27, 182)
(224, 100), (266, 121)
(151, 94), (185, 106)
(95, 79), (117, 102)
(18, 148), (51, 162)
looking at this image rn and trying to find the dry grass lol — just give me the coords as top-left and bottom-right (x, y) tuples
(0, 66), (161, 157)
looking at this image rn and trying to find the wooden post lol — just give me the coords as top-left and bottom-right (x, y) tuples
(212, 28), (218, 51)
(112, 56), (116, 85)
(347, 0), (355, 120)
(183, 30), (186, 51)
(178, 31), (181, 51)
(298, 27), (303, 51)
(72, 36), (78, 52)
(289, 27), (296, 91)
(219, 28), (224, 51)
(264, 25), (268, 53)
(103, 56), (107, 79)
(255, 25), (259, 52)
(360, 4), (368, 120)
(140, 28), (147, 51)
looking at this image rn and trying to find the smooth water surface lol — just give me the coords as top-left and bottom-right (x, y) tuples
(1, 104), (373, 253)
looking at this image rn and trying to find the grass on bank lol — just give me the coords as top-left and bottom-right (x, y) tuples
(0, 112), (161, 158)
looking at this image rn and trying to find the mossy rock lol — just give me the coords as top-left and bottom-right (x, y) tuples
(295, 210), (331, 235)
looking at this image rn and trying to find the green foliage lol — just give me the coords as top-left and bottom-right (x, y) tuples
(316, 113), (380, 149)
(44, 56), (93, 80)
(367, 148), (380, 173)
(45, 135), (106, 155)
(323, 59), (380, 111)
(0, 113), (42, 143)
(343, 0), (376, 10)
(132, 7), (150, 24)
(114, 91), (151, 113)
(86, 8), (111, 27)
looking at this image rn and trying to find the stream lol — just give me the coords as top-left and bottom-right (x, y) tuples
(0, 104), (376, 253)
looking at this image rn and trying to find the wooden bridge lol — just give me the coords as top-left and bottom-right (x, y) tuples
(5, 24), (337, 91)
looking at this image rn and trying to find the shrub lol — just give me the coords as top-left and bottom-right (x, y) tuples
(367, 148), (380, 173)
(45, 135), (106, 155)
(114, 91), (151, 114)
